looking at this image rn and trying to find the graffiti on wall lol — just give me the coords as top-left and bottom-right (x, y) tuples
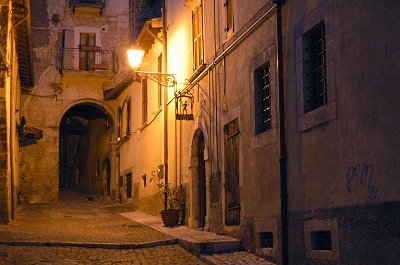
(346, 162), (378, 200)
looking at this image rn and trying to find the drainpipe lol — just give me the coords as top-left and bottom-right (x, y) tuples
(162, 0), (168, 210)
(273, 1), (288, 264)
(8, 0), (30, 222)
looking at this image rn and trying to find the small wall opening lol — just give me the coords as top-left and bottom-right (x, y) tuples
(142, 174), (147, 187)
(311, 230), (332, 250)
(259, 232), (274, 248)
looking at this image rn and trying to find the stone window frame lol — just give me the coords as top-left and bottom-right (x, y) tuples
(304, 218), (339, 261)
(295, 2), (336, 132)
(254, 218), (279, 258)
(249, 46), (278, 150)
(254, 62), (272, 135)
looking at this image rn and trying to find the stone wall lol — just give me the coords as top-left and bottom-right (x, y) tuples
(0, 98), (9, 222)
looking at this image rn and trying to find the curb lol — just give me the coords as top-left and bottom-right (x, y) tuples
(0, 238), (178, 250)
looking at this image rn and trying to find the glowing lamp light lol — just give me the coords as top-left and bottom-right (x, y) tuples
(127, 48), (145, 70)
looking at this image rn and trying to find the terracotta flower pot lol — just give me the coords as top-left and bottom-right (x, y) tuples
(160, 209), (180, 227)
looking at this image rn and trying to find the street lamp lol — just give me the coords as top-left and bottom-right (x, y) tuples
(127, 48), (145, 70)
(127, 47), (176, 210)
(127, 48), (177, 87)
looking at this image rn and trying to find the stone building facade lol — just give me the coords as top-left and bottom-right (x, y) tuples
(283, 1), (400, 264)
(19, 0), (135, 203)
(2, 0), (399, 264)
(0, 0), (35, 223)
(111, 0), (400, 264)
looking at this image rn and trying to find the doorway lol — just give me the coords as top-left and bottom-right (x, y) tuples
(191, 129), (206, 228)
(103, 158), (111, 196)
(224, 118), (240, 225)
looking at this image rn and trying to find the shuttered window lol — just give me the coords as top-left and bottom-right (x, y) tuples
(142, 77), (148, 125)
(79, 33), (96, 71)
(224, 0), (234, 34)
(192, 2), (203, 70)
(254, 62), (272, 135)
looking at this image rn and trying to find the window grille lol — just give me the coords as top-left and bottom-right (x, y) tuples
(192, 2), (203, 70)
(302, 21), (327, 113)
(254, 62), (272, 135)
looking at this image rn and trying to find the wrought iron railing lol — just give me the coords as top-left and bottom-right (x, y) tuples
(57, 47), (117, 74)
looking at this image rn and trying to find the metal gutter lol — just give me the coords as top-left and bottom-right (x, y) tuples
(273, 1), (288, 264)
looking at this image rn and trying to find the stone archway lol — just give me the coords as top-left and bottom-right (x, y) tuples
(190, 129), (206, 228)
(59, 103), (113, 195)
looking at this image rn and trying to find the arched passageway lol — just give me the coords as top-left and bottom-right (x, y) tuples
(59, 103), (113, 196)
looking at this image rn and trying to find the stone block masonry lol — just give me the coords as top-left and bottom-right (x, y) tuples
(0, 98), (9, 223)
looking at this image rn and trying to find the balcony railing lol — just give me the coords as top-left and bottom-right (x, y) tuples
(57, 47), (117, 74)
(69, 0), (106, 14)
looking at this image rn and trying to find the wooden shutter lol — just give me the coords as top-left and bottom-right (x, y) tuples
(225, 0), (233, 33)
(62, 29), (75, 70)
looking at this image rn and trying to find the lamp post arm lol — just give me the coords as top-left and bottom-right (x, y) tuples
(135, 71), (176, 87)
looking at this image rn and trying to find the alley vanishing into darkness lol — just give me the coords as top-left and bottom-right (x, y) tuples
(59, 104), (112, 196)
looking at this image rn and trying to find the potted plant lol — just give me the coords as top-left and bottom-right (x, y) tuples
(151, 166), (186, 227)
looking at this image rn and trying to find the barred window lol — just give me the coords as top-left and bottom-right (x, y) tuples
(254, 62), (272, 135)
(302, 21), (327, 113)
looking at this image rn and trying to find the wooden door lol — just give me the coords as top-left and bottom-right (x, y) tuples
(224, 118), (240, 225)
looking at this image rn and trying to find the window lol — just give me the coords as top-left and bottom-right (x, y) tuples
(304, 218), (339, 261)
(254, 62), (272, 135)
(158, 54), (162, 107)
(302, 21), (327, 113)
(126, 173), (132, 199)
(118, 98), (131, 138)
(224, 0), (234, 35)
(79, 33), (96, 71)
(259, 232), (274, 248)
(117, 106), (122, 137)
(142, 77), (148, 125)
(192, 2), (203, 70)
(142, 174), (147, 187)
(311, 231), (332, 250)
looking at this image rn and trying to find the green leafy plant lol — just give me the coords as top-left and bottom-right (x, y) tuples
(150, 166), (186, 210)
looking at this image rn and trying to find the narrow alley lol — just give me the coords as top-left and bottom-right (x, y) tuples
(0, 191), (274, 264)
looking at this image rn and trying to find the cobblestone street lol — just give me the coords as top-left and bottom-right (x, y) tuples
(0, 245), (204, 265)
(0, 191), (204, 264)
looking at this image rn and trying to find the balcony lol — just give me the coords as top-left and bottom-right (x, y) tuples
(69, 0), (106, 15)
(57, 47), (117, 75)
